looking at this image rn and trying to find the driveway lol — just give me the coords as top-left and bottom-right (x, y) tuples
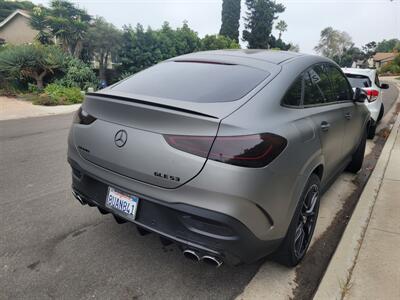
(0, 82), (398, 300)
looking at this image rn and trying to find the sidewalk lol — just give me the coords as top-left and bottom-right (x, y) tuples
(0, 96), (80, 121)
(344, 120), (400, 300)
(315, 81), (400, 300)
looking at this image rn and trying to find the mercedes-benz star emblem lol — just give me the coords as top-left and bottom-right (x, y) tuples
(114, 130), (128, 148)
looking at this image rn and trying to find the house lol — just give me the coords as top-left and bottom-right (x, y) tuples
(0, 9), (37, 45)
(351, 59), (371, 69)
(373, 52), (397, 69)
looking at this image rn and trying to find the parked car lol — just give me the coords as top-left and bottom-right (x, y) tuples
(68, 50), (370, 267)
(342, 68), (389, 138)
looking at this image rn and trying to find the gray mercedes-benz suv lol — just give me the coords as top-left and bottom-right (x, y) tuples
(68, 50), (370, 267)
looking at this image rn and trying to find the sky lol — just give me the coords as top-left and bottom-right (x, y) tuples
(30, 0), (400, 54)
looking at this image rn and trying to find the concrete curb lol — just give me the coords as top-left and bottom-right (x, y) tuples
(313, 82), (400, 300)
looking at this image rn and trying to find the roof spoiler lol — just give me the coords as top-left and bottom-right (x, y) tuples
(85, 92), (219, 119)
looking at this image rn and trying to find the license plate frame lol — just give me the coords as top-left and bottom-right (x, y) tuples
(105, 187), (139, 220)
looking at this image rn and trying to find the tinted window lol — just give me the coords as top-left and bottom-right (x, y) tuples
(303, 64), (334, 106)
(282, 76), (303, 106)
(327, 66), (353, 101)
(345, 74), (371, 88)
(112, 61), (269, 103)
(312, 64), (335, 102)
(304, 70), (325, 106)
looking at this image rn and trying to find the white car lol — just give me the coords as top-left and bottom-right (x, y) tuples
(342, 68), (389, 138)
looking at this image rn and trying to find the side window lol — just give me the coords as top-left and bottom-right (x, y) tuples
(327, 65), (353, 101)
(282, 75), (303, 106)
(304, 71), (324, 106)
(303, 64), (333, 106)
(312, 64), (335, 102)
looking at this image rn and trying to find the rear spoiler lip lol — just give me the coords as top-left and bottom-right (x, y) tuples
(86, 92), (219, 120)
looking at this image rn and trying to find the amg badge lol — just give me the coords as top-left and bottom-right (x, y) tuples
(154, 172), (180, 182)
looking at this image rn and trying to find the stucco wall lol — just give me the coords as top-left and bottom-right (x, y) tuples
(0, 14), (38, 45)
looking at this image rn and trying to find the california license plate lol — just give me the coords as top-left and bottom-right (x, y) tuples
(106, 187), (139, 220)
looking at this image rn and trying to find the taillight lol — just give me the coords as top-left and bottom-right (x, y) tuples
(365, 89), (379, 102)
(73, 107), (97, 125)
(164, 133), (287, 168)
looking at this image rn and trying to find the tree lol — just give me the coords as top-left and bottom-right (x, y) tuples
(375, 39), (400, 52)
(118, 24), (166, 75)
(336, 46), (363, 67)
(289, 44), (300, 52)
(362, 41), (377, 60)
(219, 0), (241, 42)
(30, 6), (53, 45)
(314, 27), (353, 59)
(174, 21), (202, 55)
(275, 20), (287, 40)
(200, 34), (240, 50)
(0, 44), (66, 89)
(86, 17), (122, 82)
(56, 57), (97, 90)
(37, 0), (91, 58)
(268, 35), (291, 50)
(243, 0), (285, 49)
(118, 22), (202, 76)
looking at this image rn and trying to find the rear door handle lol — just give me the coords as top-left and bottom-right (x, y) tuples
(345, 112), (352, 120)
(321, 121), (330, 132)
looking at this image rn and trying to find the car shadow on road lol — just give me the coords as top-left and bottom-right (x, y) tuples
(33, 212), (263, 299)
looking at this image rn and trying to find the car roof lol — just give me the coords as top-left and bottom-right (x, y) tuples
(169, 49), (310, 71)
(342, 67), (376, 77)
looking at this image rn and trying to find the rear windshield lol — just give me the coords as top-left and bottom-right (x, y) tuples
(111, 61), (269, 103)
(345, 74), (371, 88)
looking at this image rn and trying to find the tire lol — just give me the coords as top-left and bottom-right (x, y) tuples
(377, 104), (384, 123)
(367, 122), (376, 140)
(274, 174), (321, 267)
(347, 129), (367, 173)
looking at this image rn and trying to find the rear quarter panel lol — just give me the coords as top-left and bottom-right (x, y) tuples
(217, 56), (328, 238)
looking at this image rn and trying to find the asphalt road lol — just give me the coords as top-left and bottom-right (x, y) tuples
(0, 83), (398, 300)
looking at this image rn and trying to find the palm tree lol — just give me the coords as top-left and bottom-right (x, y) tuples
(275, 20), (288, 40)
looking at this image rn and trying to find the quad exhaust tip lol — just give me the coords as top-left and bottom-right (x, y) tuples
(183, 249), (200, 262)
(72, 189), (224, 268)
(201, 255), (223, 268)
(72, 190), (86, 205)
(182, 249), (223, 267)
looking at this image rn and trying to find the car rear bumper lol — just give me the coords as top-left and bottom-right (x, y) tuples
(365, 100), (381, 122)
(69, 159), (282, 265)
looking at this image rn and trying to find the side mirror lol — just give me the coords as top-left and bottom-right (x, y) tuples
(380, 83), (389, 90)
(353, 87), (367, 103)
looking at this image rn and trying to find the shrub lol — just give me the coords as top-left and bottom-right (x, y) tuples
(56, 58), (97, 91)
(28, 83), (40, 94)
(200, 34), (240, 51)
(33, 83), (84, 105)
(0, 44), (66, 89)
(0, 44), (96, 92)
(0, 79), (28, 96)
